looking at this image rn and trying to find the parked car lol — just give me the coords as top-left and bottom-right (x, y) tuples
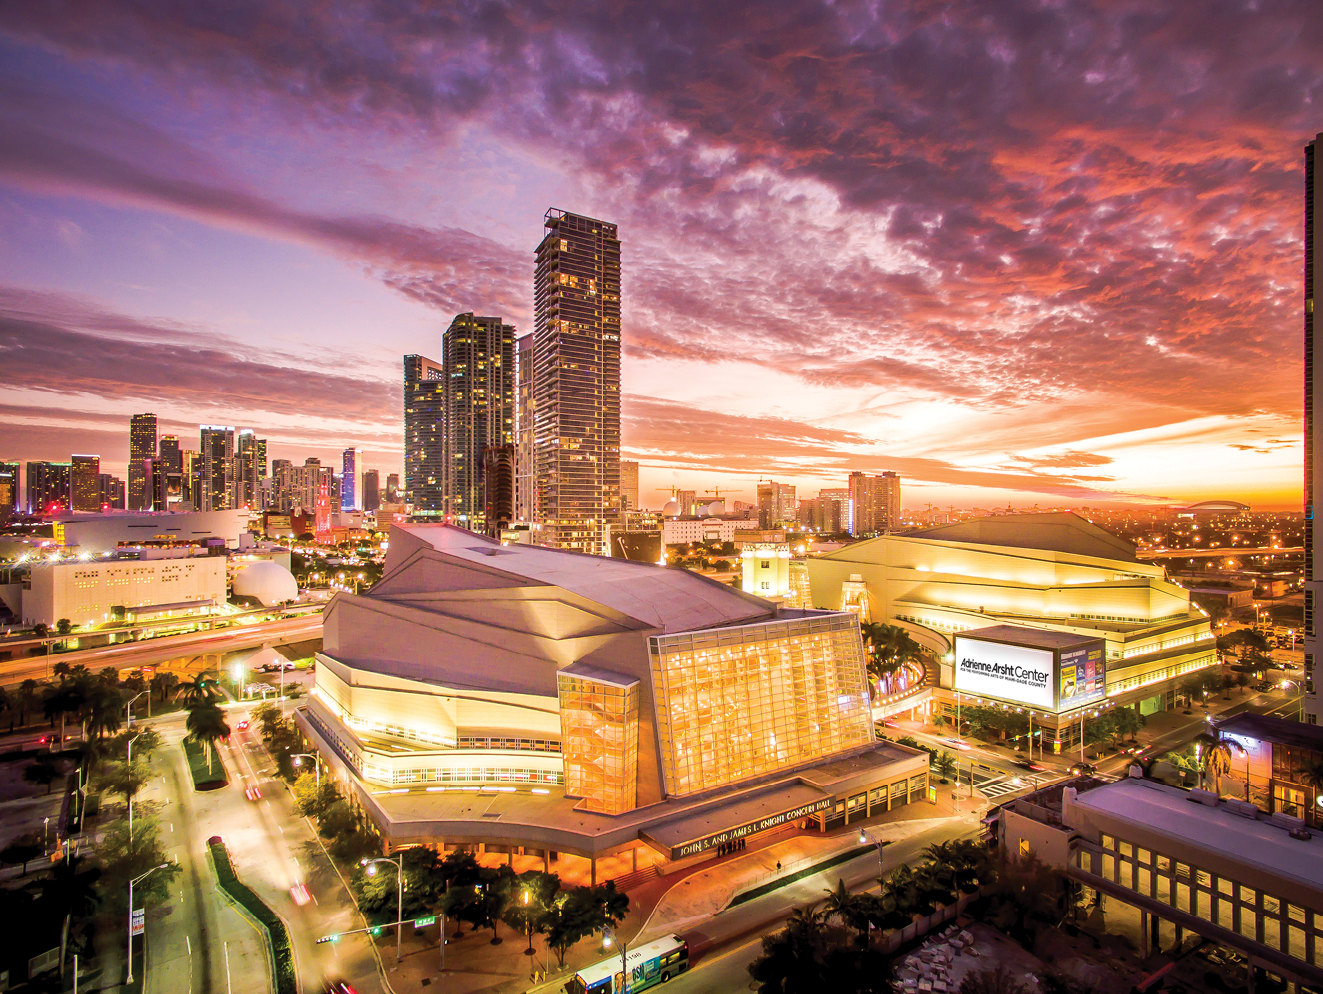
(1068, 761), (1098, 775)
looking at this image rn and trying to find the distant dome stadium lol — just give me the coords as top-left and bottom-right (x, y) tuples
(232, 561), (299, 606)
(662, 500), (680, 516)
(1184, 500), (1250, 513)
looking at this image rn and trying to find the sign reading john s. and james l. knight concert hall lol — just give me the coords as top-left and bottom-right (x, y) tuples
(953, 628), (1106, 713)
(660, 797), (836, 860)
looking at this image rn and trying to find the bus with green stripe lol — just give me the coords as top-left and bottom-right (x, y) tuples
(565, 934), (689, 993)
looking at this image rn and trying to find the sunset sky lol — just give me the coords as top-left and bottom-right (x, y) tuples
(1, 1), (1319, 511)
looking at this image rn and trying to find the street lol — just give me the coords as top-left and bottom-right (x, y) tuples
(125, 706), (386, 994)
(0, 614), (322, 686)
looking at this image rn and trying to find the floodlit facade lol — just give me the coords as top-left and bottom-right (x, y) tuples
(128, 413), (157, 511)
(807, 513), (1216, 743)
(404, 354), (446, 515)
(298, 523), (918, 868)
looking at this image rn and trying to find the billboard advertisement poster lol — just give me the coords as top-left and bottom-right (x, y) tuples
(953, 637), (1055, 710)
(1059, 644), (1106, 707)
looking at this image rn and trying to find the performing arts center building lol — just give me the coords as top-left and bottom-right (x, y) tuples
(805, 513), (1219, 753)
(295, 524), (931, 879)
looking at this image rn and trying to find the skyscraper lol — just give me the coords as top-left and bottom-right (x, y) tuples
(482, 444), (516, 538)
(441, 313), (515, 529)
(158, 435), (183, 509)
(386, 472), (400, 503)
(848, 471), (902, 535)
(341, 448), (362, 512)
(71, 454), (101, 512)
(26, 462), (71, 515)
(236, 431), (267, 509)
(199, 426), (235, 511)
(128, 413), (157, 511)
(757, 481), (797, 528)
(404, 354), (446, 515)
(533, 209), (622, 555)
(515, 333), (536, 523)
(620, 460), (639, 512)
(362, 469), (380, 512)
(1305, 132), (1321, 725)
(0, 462), (18, 516)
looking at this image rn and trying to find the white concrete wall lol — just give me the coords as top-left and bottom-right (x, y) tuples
(22, 556), (227, 627)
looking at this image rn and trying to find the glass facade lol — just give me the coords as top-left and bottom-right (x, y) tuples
(649, 613), (873, 797)
(557, 667), (639, 815)
(404, 354), (447, 514)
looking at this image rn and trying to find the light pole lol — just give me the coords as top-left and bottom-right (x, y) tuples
(601, 925), (629, 993)
(291, 753), (320, 787)
(126, 690), (147, 733)
(126, 730), (144, 839)
(1281, 679), (1303, 720)
(362, 854), (405, 962)
(857, 827), (888, 878)
(126, 863), (169, 983)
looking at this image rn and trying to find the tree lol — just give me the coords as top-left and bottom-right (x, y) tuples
(98, 760), (152, 810)
(820, 878), (860, 927)
(149, 671), (180, 704)
(934, 751), (957, 781)
(95, 815), (179, 911)
(292, 772), (338, 817)
(56, 618), (72, 636)
(1193, 729), (1245, 792)
(185, 702), (230, 774)
(540, 881), (630, 967)
(15, 678), (41, 727)
(860, 623), (924, 697)
(23, 756), (62, 794)
(960, 966), (1030, 994)
(33, 622), (49, 638)
(110, 726), (162, 760)
(747, 904), (894, 993)
(43, 679), (86, 749)
(0, 832), (44, 877)
(501, 870), (561, 954)
(176, 674), (221, 707)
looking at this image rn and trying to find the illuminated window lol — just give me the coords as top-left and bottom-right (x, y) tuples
(557, 664), (639, 815)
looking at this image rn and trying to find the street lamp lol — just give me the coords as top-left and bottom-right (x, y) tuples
(126, 690), (147, 732)
(126, 730), (145, 839)
(126, 864), (169, 983)
(362, 854), (405, 962)
(291, 753), (320, 787)
(601, 925), (630, 993)
(857, 827), (888, 878)
(1281, 679), (1303, 720)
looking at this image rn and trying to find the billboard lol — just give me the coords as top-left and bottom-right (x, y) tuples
(1059, 643), (1106, 707)
(953, 636), (1055, 710)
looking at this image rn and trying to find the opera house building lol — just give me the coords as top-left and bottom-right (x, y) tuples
(296, 524), (930, 876)
(805, 513), (1218, 751)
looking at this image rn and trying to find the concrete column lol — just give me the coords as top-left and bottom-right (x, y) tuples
(591, 858), (597, 887)
(844, 797), (849, 826)
(1140, 911), (1150, 958)
(1246, 962), (1255, 994)
(543, 851), (549, 872)
(1150, 912), (1160, 952)
(632, 848), (638, 872)
(508, 850), (513, 866)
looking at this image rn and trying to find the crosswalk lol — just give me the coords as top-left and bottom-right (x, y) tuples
(976, 773), (1068, 798)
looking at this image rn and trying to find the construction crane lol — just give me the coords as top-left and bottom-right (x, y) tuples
(705, 486), (742, 499)
(655, 485), (682, 498)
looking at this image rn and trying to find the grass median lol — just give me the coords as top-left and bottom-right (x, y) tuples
(182, 737), (228, 790)
(209, 840), (297, 994)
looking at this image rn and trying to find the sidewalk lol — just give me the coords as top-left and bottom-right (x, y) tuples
(362, 793), (983, 994)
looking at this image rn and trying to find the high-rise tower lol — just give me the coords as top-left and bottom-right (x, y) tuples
(515, 334), (536, 523)
(441, 313), (515, 530)
(404, 354), (446, 515)
(71, 454), (101, 512)
(128, 413), (157, 511)
(199, 426), (235, 511)
(341, 447), (362, 512)
(533, 209), (621, 555)
(1305, 133), (1321, 725)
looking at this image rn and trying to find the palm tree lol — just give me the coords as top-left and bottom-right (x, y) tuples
(861, 623), (924, 697)
(1193, 730), (1245, 793)
(820, 878), (859, 926)
(177, 674), (221, 707)
(185, 703), (230, 774)
(1299, 759), (1323, 823)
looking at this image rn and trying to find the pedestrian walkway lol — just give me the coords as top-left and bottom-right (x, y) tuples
(977, 773), (1067, 799)
(634, 814), (967, 944)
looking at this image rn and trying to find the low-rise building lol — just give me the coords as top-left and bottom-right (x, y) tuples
(1215, 713), (1323, 830)
(996, 775), (1323, 989)
(20, 553), (227, 627)
(51, 509), (252, 553)
(661, 516), (760, 546)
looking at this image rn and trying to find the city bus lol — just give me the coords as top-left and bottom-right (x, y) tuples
(565, 934), (689, 994)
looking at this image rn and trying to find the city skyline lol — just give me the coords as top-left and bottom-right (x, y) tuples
(1, 5), (1319, 510)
